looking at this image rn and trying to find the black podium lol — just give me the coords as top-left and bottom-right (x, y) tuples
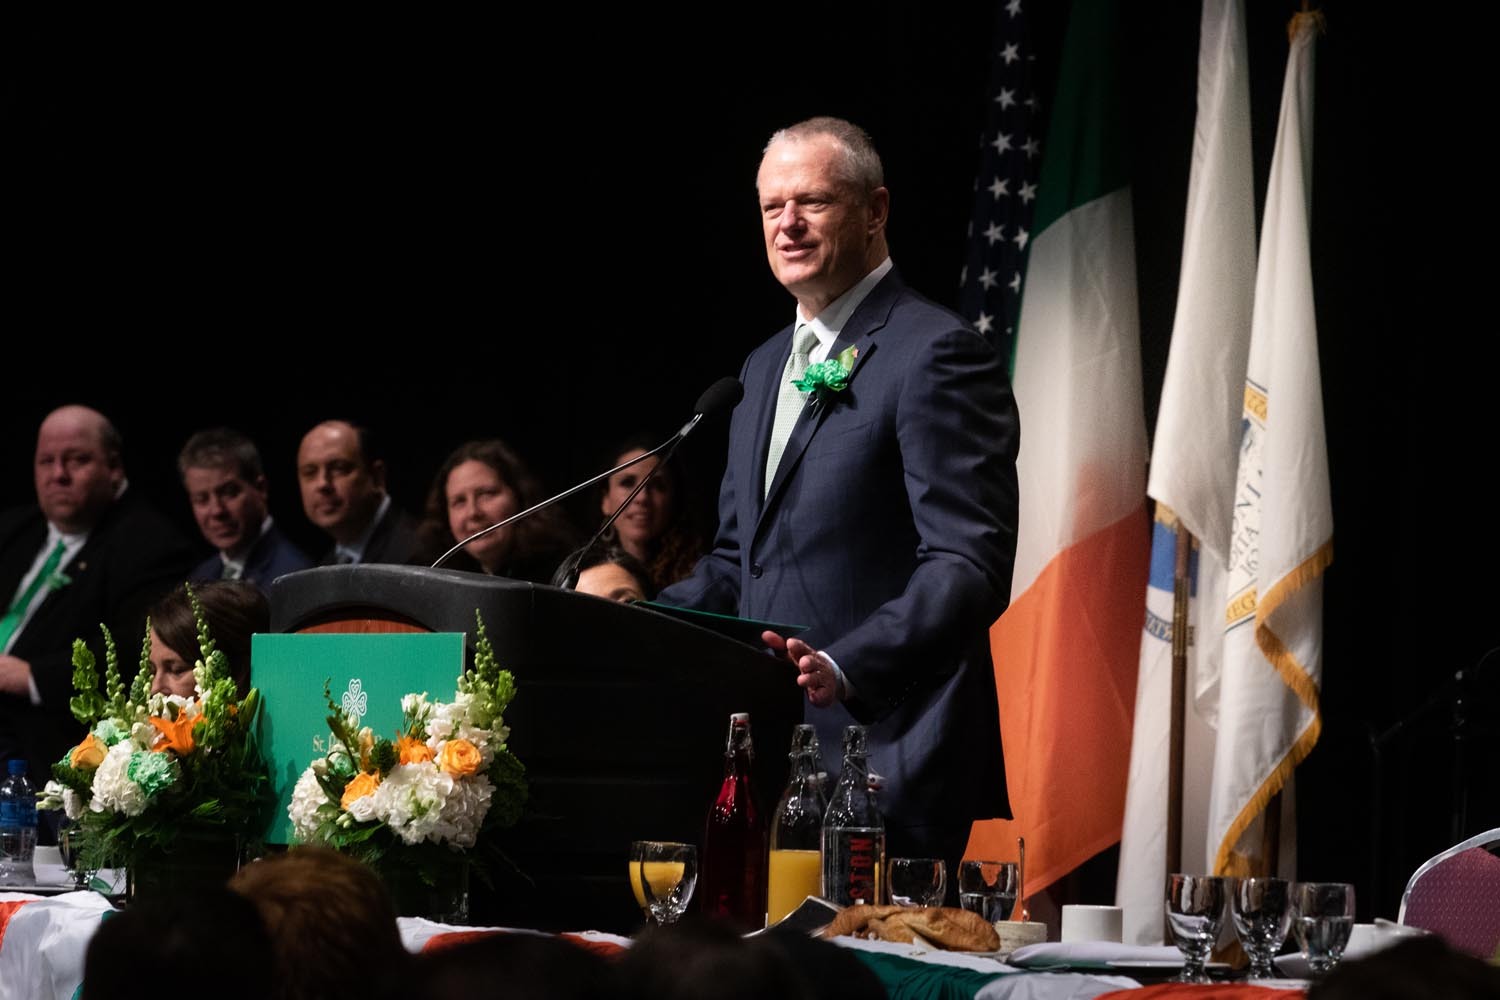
(268, 565), (801, 932)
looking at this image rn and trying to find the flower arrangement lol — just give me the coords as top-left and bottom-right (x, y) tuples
(38, 585), (272, 876)
(287, 611), (527, 894)
(793, 343), (860, 408)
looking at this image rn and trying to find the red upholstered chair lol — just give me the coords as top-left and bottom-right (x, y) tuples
(1397, 828), (1500, 959)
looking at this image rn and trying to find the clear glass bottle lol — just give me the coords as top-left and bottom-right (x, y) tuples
(698, 713), (766, 928)
(821, 725), (885, 907)
(767, 724), (827, 924)
(0, 759), (38, 886)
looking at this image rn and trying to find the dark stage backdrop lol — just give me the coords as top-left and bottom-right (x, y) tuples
(2, 5), (1487, 919)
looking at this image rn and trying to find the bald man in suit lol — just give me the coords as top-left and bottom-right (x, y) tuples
(0, 406), (195, 795)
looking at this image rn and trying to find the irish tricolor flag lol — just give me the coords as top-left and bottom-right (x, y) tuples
(966, 0), (1150, 899)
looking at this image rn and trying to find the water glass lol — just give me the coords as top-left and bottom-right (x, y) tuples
(629, 841), (697, 927)
(1292, 881), (1355, 975)
(958, 860), (1018, 922)
(887, 857), (946, 907)
(1232, 876), (1292, 979)
(1166, 874), (1229, 983)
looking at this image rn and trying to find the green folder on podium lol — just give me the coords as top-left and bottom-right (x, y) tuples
(252, 631), (466, 845)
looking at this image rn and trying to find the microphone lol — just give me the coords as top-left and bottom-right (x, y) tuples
(431, 377), (743, 572)
(554, 377), (743, 590)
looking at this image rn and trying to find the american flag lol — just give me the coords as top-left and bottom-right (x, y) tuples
(957, 0), (1043, 372)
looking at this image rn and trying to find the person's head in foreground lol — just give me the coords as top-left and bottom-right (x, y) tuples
(228, 846), (408, 1000)
(82, 886), (273, 1000)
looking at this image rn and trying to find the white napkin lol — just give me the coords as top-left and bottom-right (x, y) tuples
(1009, 941), (1184, 967)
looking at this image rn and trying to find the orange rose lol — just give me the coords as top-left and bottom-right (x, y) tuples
(397, 735), (434, 765)
(437, 739), (481, 777)
(340, 771), (381, 810)
(149, 712), (199, 756)
(69, 733), (106, 769)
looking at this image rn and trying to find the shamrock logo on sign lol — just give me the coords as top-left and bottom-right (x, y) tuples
(341, 678), (369, 720)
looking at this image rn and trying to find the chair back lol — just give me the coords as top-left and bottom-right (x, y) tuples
(1398, 827), (1500, 959)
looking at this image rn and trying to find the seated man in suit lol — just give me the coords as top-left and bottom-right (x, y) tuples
(181, 427), (312, 592)
(658, 117), (1020, 881)
(0, 405), (196, 797)
(296, 420), (426, 566)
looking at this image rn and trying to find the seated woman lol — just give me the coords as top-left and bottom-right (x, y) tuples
(596, 432), (705, 592)
(550, 542), (654, 603)
(148, 580), (269, 698)
(421, 439), (577, 582)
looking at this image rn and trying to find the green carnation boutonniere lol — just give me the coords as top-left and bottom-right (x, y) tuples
(793, 344), (859, 409)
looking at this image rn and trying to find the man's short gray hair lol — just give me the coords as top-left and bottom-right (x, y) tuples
(765, 116), (885, 195)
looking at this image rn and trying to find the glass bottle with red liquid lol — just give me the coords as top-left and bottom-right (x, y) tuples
(698, 712), (766, 929)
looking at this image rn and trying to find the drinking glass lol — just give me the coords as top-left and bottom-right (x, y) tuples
(1292, 881), (1355, 976)
(57, 821), (98, 892)
(1166, 874), (1229, 983)
(887, 858), (946, 907)
(958, 860), (1018, 922)
(1232, 876), (1292, 980)
(629, 841), (697, 927)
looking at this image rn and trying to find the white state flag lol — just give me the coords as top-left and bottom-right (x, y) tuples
(1116, 0), (1256, 944)
(1207, 11), (1332, 879)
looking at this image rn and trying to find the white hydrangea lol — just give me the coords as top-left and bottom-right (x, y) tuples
(289, 768), (333, 842)
(437, 773), (494, 848)
(370, 762), (454, 845)
(91, 742), (148, 817)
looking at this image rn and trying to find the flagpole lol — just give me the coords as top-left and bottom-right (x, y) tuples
(1167, 520), (1191, 870)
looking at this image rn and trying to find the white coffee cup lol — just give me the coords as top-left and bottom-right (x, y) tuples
(1060, 903), (1124, 943)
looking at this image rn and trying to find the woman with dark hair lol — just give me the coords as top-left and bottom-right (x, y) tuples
(597, 432), (705, 591)
(147, 580), (269, 698)
(420, 439), (577, 582)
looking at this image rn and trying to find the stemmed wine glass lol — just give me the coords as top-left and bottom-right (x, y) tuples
(1232, 876), (1292, 979)
(1166, 874), (1229, 983)
(629, 841), (697, 927)
(887, 858), (946, 907)
(1292, 881), (1355, 976)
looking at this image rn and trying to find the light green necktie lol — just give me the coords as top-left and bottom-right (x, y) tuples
(764, 324), (820, 499)
(0, 539), (67, 651)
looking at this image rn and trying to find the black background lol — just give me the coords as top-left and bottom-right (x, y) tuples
(2, 4), (1487, 920)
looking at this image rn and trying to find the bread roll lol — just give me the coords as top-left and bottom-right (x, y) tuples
(820, 904), (1000, 952)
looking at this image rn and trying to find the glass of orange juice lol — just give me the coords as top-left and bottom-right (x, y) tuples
(629, 840), (697, 926)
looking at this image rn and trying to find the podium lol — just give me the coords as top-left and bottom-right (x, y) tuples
(267, 565), (802, 932)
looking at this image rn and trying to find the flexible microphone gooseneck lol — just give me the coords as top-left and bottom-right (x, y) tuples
(431, 377), (744, 573)
(554, 376), (744, 590)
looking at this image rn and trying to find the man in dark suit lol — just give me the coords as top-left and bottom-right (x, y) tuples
(181, 428), (313, 593)
(658, 118), (1020, 873)
(296, 420), (426, 566)
(0, 405), (195, 790)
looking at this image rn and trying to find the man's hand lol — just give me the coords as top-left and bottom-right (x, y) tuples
(0, 655), (34, 697)
(762, 630), (842, 707)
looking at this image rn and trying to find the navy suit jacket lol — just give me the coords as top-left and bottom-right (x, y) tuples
(659, 271), (1020, 831)
(0, 491), (196, 780)
(188, 521), (313, 594)
(316, 504), (429, 567)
